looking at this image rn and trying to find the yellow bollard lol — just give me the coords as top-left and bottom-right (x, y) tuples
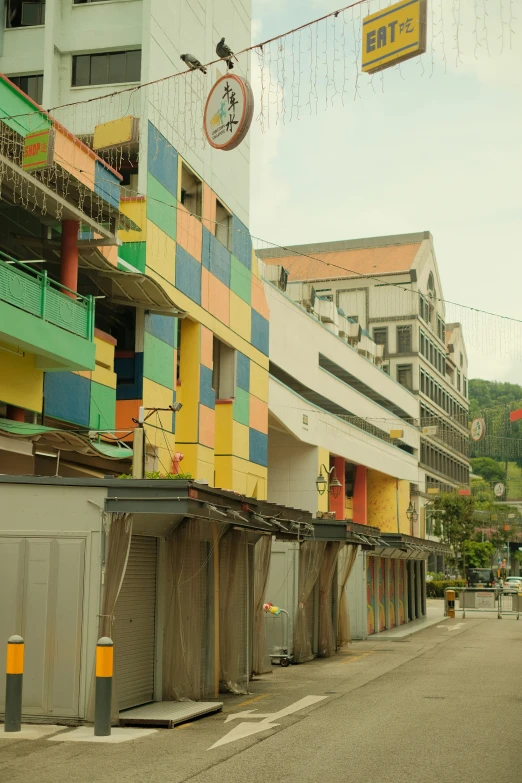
(447, 589), (455, 618)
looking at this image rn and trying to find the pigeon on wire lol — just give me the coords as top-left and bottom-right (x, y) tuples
(180, 53), (207, 75)
(216, 38), (238, 70)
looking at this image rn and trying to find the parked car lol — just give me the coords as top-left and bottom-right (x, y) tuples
(503, 577), (522, 591)
(466, 568), (496, 588)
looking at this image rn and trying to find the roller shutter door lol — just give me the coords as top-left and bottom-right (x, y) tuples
(114, 536), (157, 711)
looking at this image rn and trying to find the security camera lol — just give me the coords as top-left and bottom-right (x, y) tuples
(171, 402), (183, 413)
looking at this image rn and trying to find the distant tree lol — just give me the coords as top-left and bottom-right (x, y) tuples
(433, 493), (476, 575)
(470, 457), (506, 484)
(463, 540), (494, 568)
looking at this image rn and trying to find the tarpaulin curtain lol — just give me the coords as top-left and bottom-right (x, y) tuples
(293, 540), (326, 663)
(337, 545), (358, 647)
(219, 528), (249, 694)
(252, 535), (272, 675)
(318, 541), (341, 657)
(87, 511), (133, 722)
(163, 518), (221, 701)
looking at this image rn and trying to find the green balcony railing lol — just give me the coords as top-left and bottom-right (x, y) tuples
(0, 251), (94, 341)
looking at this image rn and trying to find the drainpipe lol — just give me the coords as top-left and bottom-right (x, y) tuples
(396, 479), (401, 533)
(60, 220), (79, 297)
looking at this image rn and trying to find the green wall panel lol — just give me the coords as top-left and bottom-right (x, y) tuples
(233, 386), (250, 426)
(230, 255), (251, 304)
(143, 332), (174, 389)
(89, 381), (116, 430)
(146, 174), (177, 240)
(119, 241), (146, 272)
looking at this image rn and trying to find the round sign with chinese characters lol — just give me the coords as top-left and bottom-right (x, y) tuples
(494, 482), (505, 497)
(203, 74), (254, 151)
(470, 417), (486, 442)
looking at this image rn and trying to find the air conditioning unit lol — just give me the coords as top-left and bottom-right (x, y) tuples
(264, 264), (289, 291)
(287, 282), (316, 311)
(374, 343), (385, 359)
(346, 320), (361, 342)
(314, 297), (336, 324)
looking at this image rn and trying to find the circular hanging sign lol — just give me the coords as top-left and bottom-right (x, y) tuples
(203, 74), (254, 151)
(494, 482), (505, 497)
(470, 417), (486, 442)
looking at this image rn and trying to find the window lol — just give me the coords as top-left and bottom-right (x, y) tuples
(373, 327), (388, 352)
(397, 364), (413, 391)
(6, 0), (45, 27)
(215, 199), (232, 249)
(212, 337), (235, 399)
(457, 370), (461, 392)
(463, 377), (467, 398)
(180, 162), (202, 219)
(8, 74), (43, 105)
(72, 50), (141, 87)
(382, 364), (390, 375)
(396, 325), (411, 354)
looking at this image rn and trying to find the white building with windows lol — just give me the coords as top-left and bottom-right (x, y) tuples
(259, 231), (471, 530)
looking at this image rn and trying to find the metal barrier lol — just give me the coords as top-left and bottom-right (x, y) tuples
(444, 586), (521, 619)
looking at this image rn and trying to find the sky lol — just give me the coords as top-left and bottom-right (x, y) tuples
(249, 0), (522, 386)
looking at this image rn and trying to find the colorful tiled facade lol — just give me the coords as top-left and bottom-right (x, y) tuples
(114, 122), (269, 495)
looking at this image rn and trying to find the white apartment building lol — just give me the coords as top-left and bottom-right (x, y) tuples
(259, 232), (471, 519)
(0, 0), (252, 221)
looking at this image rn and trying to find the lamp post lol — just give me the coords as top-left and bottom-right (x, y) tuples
(315, 464), (342, 499)
(406, 501), (418, 535)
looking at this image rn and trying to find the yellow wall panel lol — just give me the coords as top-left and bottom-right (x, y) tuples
(367, 470), (411, 533)
(229, 292), (251, 343)
(0, 349), (43, 411)
(233, 421), (249, 460)
(145, 220), (176, 281)
(214, 457), (233, 491)
(215, 402), (233, 455)
(250, 361), (269, 403)
(119, 198), (147, 243)
(143, 378), (174, 436)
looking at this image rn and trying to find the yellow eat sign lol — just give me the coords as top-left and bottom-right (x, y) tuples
(362, 0), (427, 74)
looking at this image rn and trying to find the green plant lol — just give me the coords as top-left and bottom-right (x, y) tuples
(463, 540), (494, 568)
(118, 471), (193, 480)
(426, 579), (466, 598)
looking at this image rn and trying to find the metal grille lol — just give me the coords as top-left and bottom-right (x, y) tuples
(115, 535), (157, 711)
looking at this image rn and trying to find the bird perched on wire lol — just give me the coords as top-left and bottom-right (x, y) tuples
(180, 53), (207, 75)
(216, 38), (238, 70)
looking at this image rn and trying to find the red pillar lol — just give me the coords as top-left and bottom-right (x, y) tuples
(60, 220), (79, 297)
(6, 405), (24, 422)
(329, 456), (346, 520)
(353, 466), (368, 525)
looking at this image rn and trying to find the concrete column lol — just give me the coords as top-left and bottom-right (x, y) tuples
(6, 406), (24, 422)
(60, 220), (79, 297)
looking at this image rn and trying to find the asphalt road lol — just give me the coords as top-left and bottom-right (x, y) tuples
(1, 613), (520, 783)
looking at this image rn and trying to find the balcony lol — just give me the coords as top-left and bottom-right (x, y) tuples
(0, 252), (96, 371)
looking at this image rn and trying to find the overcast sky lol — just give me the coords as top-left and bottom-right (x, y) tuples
(249, 0), (522, 386)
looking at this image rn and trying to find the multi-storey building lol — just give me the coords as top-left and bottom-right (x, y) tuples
(259, 232), (471, 523)
(260, 261), (446, 641)
(0, 0), (270, 494)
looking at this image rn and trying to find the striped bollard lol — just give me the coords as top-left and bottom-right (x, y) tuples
(94, 637), (113, 737)
(5, 635), (24, 732)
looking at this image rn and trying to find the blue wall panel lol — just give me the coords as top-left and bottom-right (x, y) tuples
(249, 428), (268, 467)
(115, 353), (144, 400)
(94, 161), (120, 209)
(199, 365), (216, 410)
(147, 122), (178, 198)
(236, 352), (250, 392)
(176, 246), (202, 305)
(209, 234), (231, 287)
(251, 311), (269, 356)
(202, 226), (211, 270)
(232, 216), (252, 270)
(145, 313), (175, 347)
(43, 372), (90, 427)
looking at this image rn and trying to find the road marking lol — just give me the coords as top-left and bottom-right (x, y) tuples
(437, 623), (465, 632)
(223, 694), (268, 713)
(209, 695), (328, 750)
(341, 651), (375, 665)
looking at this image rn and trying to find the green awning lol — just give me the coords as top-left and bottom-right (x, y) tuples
(0, 418), (132, 461)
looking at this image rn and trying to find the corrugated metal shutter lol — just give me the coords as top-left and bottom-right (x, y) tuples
(115, 536), (157, 711)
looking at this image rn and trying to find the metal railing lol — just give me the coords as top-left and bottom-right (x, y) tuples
(0, 251), (94, 341)
(444, 586), (521, 620)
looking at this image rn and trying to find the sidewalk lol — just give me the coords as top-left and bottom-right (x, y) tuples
(371, 599), (446, 640)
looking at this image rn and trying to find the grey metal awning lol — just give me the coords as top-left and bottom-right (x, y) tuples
(313, 518), (381, 544)
(373, 534), (451, 556)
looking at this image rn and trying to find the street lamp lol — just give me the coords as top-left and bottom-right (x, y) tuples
(406, 501), (418, 528)
(315, 464), (342, 498)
